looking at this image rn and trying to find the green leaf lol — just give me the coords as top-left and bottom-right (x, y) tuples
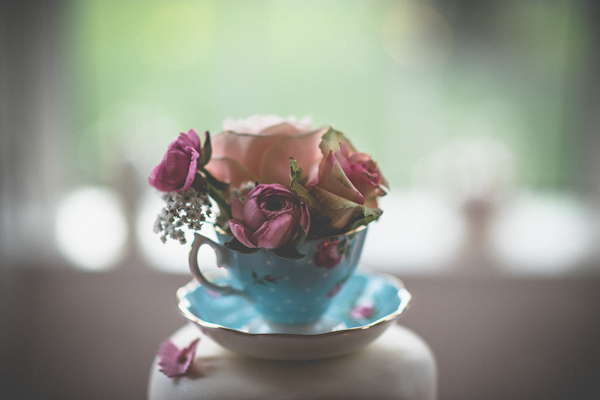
(191, 171), (208, 192)
(289, 159), (322, 212)
(225, 238), (260, 254)
(291, 225), (307, 248)
(319, 127), (356, 156)
(204, 168), (229, 192)
(273, 246), (305, 260)
(289, 159), (302, 185)
(348, 208), (382, 232)
(203, 172), (231, 220)
(200, 130), (212, 166)
(310, 185), (382, 233)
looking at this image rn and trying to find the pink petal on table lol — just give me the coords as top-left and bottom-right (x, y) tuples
(157, 337), (200, 378)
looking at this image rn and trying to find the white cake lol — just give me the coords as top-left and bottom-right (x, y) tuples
(148, 323), (437, 400)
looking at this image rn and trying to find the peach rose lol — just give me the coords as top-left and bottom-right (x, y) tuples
(205, 116), (325, 188)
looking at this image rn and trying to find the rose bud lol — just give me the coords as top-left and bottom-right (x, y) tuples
(229, 184), (310, 249)
(149, 130), (207, 192)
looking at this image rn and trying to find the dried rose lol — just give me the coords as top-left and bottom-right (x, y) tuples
(318, 129), (388, 208)
(309, 128), (385, 231)
(334, 142), (388, 208)
(229, 184), (310, 250)
(149, 130), (207, 192)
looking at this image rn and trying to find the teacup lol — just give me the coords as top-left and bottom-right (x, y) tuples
(189, 226), (368, 325)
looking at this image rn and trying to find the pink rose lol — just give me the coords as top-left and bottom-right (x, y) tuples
(149, 130), (205, 192)
(335, 142), (388, 207)
(205, 116), (325, 188)
(229, 184), (311, 249)
(309, 129), (386, 230)
(313, 239), (343, 269)
(314, 150), (366, 205)
(309, 150), (367, 230)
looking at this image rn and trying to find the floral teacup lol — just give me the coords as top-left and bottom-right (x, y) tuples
(189, 226), (368, 325)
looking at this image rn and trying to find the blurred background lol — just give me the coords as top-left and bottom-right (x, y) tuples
(1, 0), (599, 399)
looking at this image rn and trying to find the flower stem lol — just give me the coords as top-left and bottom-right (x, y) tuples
(207, 179), (231, 221)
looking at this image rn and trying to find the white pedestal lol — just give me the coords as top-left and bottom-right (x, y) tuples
(148, 323), (437, 400)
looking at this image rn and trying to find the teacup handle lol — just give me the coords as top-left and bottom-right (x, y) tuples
(189, 233), (245, 296)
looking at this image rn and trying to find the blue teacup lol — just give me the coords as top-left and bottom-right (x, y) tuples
(189, 226), (368, 325)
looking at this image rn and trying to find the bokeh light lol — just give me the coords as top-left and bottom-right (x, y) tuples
(136, 1), (214, 72)
(490, 193), (594, 274)
(55, 187), (128, 271)
(60, 0), (596, 275)
(363, 192), (465, 273)
(380, 1), (453, 71)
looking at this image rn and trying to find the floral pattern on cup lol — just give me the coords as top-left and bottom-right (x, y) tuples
(327, 284), (343, 298)
(350, 303), (375, 320)
(189, 224), (368, 324)
(326, 270), (354, 298)
(313, 237), (353, 269)
(252, 271), (280, 286)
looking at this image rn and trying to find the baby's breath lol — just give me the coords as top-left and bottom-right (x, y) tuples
(154, 188), (212, 244)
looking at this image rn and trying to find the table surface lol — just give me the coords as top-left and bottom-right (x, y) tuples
(147, 322), (438, 400)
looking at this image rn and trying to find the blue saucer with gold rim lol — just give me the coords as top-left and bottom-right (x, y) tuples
(177, 270), (411, 360)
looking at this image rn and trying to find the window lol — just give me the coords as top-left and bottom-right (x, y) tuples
(2, 0), (598, 275)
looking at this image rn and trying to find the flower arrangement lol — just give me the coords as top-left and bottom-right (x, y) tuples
(149, 115), (388, 259)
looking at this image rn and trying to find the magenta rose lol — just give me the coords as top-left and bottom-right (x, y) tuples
(149, 130), (205, 192)
(205, 116), (325, 188)
(229, 184), (311, 249)
(313, 239), (343, 269)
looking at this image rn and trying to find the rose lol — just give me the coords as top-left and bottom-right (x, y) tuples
(317, 129), (388, 207)
(313, 239), (343, 269)
(335, 142), (388, 207)
(205, 115), (325, 188)
(229, 183), (310, 250)
(309, 128), (386, 230)
(149, 129), (206, 192)
(313, 150), (365, 205)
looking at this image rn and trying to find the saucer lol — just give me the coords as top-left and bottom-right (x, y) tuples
(176, 270), (411, 360)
